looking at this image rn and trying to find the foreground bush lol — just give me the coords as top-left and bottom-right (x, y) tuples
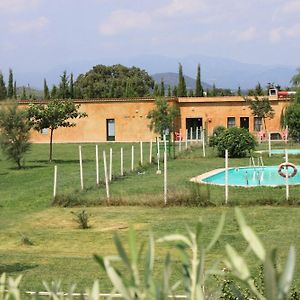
(216, 127), (257, 158)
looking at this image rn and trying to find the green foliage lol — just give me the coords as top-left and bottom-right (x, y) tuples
(75, 64), (154, 98)
(167, 85), (171, 97)
(195, 64), (204, 97)
(0, 72), (7, 100)
(44, 79), (50, 100)
(51, 85), (58, 99)
(177, 63), (187, 97)
(291, 68), (300, 87)
(160, 79), (165, 96)
(70, 73), (74, 99)
(245, 96), (275, 130)
(71, 210), (90, 229)
(216, 127), (257, 158)
(19, 233), (34, 246)
(225, 208), (296, 300)
(0, 101), (31, 168)
(147, 97), (180, 137)
(209, 125), (226, 148)
(27, 100), (87, 161)
(283, 103), (300, 141)
(7, 68), (14, 99)
(13, 81), (17, 99)
(58, 71), (70, 99)
(21, 86), (26, 100)
(237, 86), (242, 96)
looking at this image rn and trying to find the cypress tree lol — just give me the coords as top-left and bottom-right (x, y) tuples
(172, 86), (177, 97)
(70, 73), (74, 99)
(0, 72), (7, 100)
(167, 85), (171, 97)
(160, 79), (165, 96)
(211, 83), (217, 97)
(153, 83), (160, 96)
(13, 81), (17, 99)
(237, 86), (242, 96)
(7, 68), (14, 98)
(44, 79), (50, 99)
(51, 85), (57, 99)
(195, 64), (204, 97)
(21, 86), (27, 100)
(177, 63), (187, 96)
(188, 89), (194, 97)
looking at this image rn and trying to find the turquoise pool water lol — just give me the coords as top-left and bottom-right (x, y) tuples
(202, 166), (300, 187)
(271, 149), (300, 155)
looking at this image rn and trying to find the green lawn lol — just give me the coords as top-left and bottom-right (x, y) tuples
(1, 141), (300, 292)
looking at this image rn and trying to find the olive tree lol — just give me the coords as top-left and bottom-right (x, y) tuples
(27, 100), (87, 161)
(0, 101), (31, 168)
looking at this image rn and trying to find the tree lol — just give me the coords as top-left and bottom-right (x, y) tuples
(58, 71), (69, 99)
(75, 64), (154, 98)
(153, 83), (160, 96)
(51, 85), (58, 99)
(177, 63), (187, 97)
(195, 64), (203, 97)
(237, 86), (242, 96)
(27, 100), (87, 161)
(7, 69), (14, 99)
(255, 82), (264, 96)
(290, 68), (300, 86)
(211, 83), (217, 97)
(172, 86), (177, 96)
(21, 86), (27, 100)
(245, 96), (275, 130)
(0, 101), (31, 168)
(147, 97), (180, 138)
(167, 85), (171, 97)
(0, 72), (7, 100)
(188, 90), (194, 97)
(160, 79), (165, 96)
(70, 73), (74, 99)
(216, 127), (257, 158)
(13, 81), (17, 99)
(44, 79), (50, 100)
(283, 103), (300, 141)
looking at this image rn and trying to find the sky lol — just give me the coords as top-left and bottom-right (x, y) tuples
(0, 0), (300, 80)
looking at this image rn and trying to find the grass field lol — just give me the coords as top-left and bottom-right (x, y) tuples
(1, 141), (300, 292)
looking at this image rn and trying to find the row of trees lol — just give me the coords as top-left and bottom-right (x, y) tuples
(0, 69), (17, 100)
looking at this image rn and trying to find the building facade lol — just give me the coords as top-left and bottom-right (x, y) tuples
(20, 94), (290, 143)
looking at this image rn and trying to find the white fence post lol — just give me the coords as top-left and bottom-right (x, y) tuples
(190, 127), (193, 143)
(185, 129), (188, 149)
(285, 149), (289, 201)
(140, 141), (143, 165)
(96, 145), (99, 185)
(103, 150), (110, 201)
(53, 165), (57, 199)
(164, 151), (167, 205)
(202, 129), (206, 157)
(120, 147), (124, 176)
(163, 135), (167, 153)
(179, 129), (182, 152)
(225, 149), (228, 204)
(109, 148), (112, 182)
(196, 127), (199, 142)
(268, 133), (271, 157)
(131, 145), (134, 171)
(156, 137), (161, 174)
(79, 145), (84, 190)
(149, 140), (153, 164)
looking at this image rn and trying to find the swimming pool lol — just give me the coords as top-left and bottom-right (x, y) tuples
(195, 166), (300, 187)
(256, 149), (300, 155)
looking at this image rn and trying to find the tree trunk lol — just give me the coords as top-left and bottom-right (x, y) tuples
(263, 117), (267, 131)
(49, 128), (54, 162)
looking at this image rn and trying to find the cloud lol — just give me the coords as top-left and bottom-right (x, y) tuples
(237, 26), (258, 41)
(159, 0), (207, 17)
(269, 28), (282, 43)
(269, 23), (300, 43)
(9, 16), (48, 34)
(0, 0), (39, 14)
(282, 0), (300, 14)
(99, 9), (152, 36)
(286, 24), (300, 38)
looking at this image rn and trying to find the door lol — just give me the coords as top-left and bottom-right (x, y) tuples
(106, 119), (115, 141)
(186, 118), (203, 139)
(240, 117), (249, 130)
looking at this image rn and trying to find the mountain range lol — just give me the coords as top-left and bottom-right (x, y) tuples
(6, 54), (297, 90)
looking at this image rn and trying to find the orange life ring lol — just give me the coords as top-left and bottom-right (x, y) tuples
(278, 163), (297, 178)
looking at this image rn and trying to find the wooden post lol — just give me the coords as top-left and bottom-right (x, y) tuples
(96, 145), (99, 185)
(164, 151), (167, 205)
(131, 145), (134, 171)
(285, 149), (289, 201)
(149, 140), (153, 163)
(140, 141), (143, 165)
(109, 148), (112, 182)
(79, 145), (84, 190)
(268, 133), (271, 157)
(202, 129), (206, 157)
(225, 149), (228, 204)
(103, 150), (110, 201)
(120, 147), (124, 176)
(53, 165), (57, 199)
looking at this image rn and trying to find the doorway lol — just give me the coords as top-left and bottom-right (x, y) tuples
(240, 117), (249, 130)
(186, 118), (203, 139)
(106, 119), (115, 141)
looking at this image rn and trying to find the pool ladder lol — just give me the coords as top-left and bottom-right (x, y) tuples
(249, 156), (264, 167)
(249, 156), (265, 185)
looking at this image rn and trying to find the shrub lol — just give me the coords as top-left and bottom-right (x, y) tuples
(71, 210), (90, 229)
(209, 125), (226, 147)
(216, 127), (257, 158)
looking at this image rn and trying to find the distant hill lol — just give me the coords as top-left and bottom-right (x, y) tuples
(151, 72), (211, 90)
(16, 86), (43, 99)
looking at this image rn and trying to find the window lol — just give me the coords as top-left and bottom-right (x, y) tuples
(227, 117), (235, 128)
(106, 119), (115, 141)
(41, 128), (48, 135)
(254, 117), (262, 131)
